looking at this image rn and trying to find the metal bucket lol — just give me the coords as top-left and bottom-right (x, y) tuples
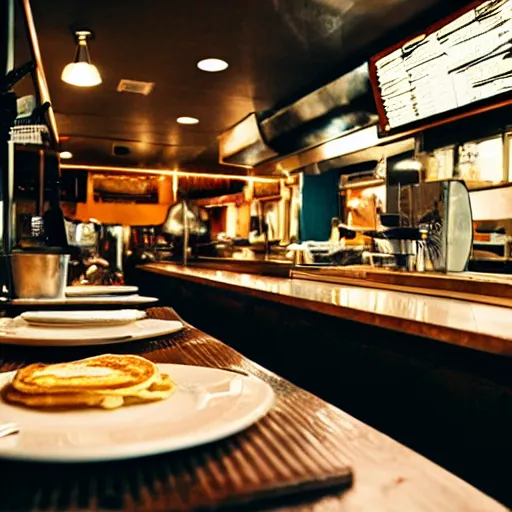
(10, 252), (70, 299)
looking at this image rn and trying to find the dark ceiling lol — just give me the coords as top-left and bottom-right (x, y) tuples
(20, 0), (466, 171)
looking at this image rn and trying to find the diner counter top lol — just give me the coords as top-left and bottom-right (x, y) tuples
(141, 263), (512, 356)
(0, 307), (506, 512)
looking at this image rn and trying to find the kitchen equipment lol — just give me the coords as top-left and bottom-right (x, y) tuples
(380, 213), (400, 227)
(338, 223), (420, 269)
(162, 202), (209, 238)
(74, 222), (98, 247)
(415, 224), (430, 272)
(161, 201), (211, 262)
(288, 241), (364, 266)
(10, 252), (70, 299)
(334, 179), (473, 272)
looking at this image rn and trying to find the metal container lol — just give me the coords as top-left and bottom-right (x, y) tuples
(10, 252), (70, 299)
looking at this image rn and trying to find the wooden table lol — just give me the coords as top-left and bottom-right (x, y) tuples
(0, 307), (506, 512)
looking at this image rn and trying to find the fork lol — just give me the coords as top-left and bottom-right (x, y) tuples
(0, 422), (19, 438)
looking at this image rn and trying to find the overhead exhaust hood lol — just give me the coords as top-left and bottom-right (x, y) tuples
(218, 63), (377, 168)
(217, 113), (279, 168)
(255, 124), (416, 176)
(260, 63), (376, 154)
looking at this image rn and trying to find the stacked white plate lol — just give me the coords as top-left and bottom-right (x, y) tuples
(21, 309), (147, 327)
(65, 285), (139, 297)
(0, 309), (184, 347)
(12, 285), (158, 306)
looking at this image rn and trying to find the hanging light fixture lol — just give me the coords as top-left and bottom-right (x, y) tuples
(61, 30), (102, 87)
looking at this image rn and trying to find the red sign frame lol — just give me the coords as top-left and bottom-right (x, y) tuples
(369, 0), (512, 136)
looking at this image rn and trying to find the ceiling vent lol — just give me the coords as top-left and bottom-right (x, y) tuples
(116, 79), (155, 96)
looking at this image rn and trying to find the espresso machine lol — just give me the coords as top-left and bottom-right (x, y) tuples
(321, 159), (472, 273)
(362, 159), (473, 273)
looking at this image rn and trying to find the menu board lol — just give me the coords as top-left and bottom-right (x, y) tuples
(371, 0), (512, 133)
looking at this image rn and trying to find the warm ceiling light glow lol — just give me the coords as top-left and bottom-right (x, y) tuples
(59, 151), (73, 159)
(61, 30), (102, 87)
(177, 116), (199, 125)
(197, 58), (229, 73)
(60, 164), (278, 183)
(62, 62), (102, 87)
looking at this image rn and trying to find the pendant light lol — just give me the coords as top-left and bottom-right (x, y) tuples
(61, 30), (102, 87)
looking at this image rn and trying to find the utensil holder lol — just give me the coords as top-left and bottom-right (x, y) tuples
(10, 252), (70, 299)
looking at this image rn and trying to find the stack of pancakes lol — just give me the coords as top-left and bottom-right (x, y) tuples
(1, 354), (175, 410)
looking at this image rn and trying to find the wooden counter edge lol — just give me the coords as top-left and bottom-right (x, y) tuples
(138, 264), (512, 358)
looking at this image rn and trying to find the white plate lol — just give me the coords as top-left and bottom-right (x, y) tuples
(0, 364), (275, 462)
(21, 310), (147, 327)
(11, 294), (158, 306)
(65, 286), (139, 297)
(0, 319), (183, 346)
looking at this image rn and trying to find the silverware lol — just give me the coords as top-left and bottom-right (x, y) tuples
(0, 422), (19, 438)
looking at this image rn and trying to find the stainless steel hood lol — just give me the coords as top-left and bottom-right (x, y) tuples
(217, 113), (279, 169)
(260, 63), (376, 154)
(253, 124), (416, 176)
(218, 63), (377, 169)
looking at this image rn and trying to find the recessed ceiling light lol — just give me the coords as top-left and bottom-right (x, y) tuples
(60, 151), (73, 159)
(177, 116), (199, 125)
(197, 58), (229, 72)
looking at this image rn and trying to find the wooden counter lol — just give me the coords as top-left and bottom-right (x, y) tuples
(0, 307), (506, 512)
(292, 266), (512, 308)
(187, 258), (512, 306)
(140, 263), (512, 356)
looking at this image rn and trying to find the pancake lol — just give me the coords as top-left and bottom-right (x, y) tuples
(2, 372), (175, 410)
(12, 354), (159, 396)
(2, 384), (123, 409)
(2, 355), (175, 410)
(123, 374), (176, 406)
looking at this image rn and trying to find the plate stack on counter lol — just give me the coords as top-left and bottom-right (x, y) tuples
(12, 284), (158, 307)
(0, 285), (183, 347)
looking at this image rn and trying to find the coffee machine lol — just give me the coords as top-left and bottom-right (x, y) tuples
(332, 159), (473, 273)
(372, 159), (473, 272)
